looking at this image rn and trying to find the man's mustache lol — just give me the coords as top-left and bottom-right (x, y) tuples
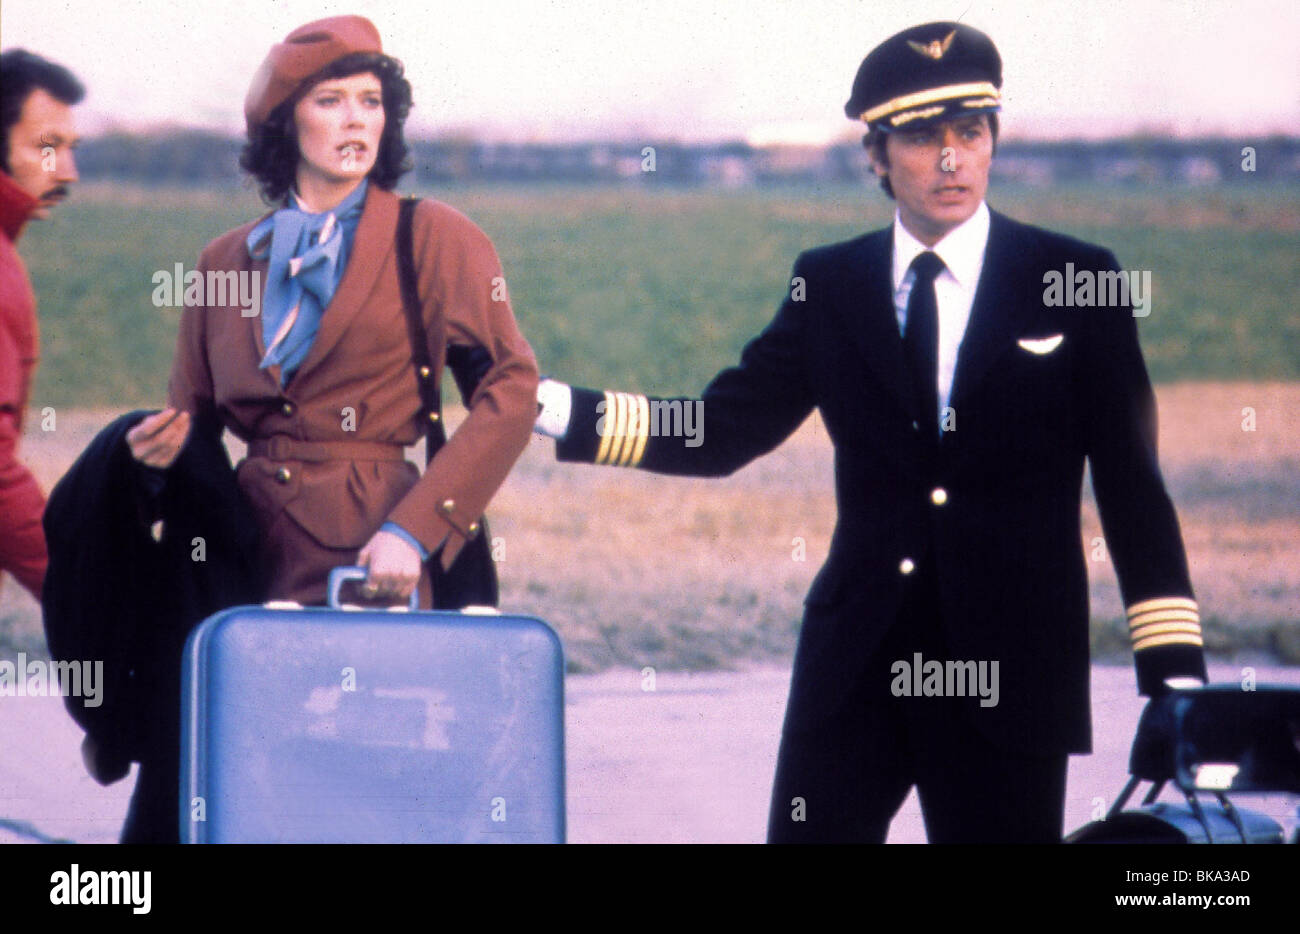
(40, 185), (70, 202)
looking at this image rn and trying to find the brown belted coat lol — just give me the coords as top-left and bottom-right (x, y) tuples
(167, 185), (539, 605)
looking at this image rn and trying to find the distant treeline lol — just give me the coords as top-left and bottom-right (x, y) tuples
(75, 130), (1300, 188)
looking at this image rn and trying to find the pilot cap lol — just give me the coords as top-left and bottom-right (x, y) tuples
(845, 22), (1002, 130)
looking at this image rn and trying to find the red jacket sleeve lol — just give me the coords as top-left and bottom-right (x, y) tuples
(0, 322), (47, 598)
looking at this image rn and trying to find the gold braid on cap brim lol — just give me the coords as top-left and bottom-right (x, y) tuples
(859, 81), (1001, 124)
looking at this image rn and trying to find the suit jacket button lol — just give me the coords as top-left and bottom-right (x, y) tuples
(911, 420), (920, 431)
(439, 498), (456, 515)
(281, 401), (294, 417)
(467, 521), (480, 538)
(930, 487), (948, 506)
(275, 466), (292, 484)
(899, 557), (915, 575)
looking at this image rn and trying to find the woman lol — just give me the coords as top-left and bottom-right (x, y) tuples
(128, 15), (538, 609)
(117, 16), (538, 843)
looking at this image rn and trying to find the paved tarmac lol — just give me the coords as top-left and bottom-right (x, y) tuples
(1, 661), (1296, 844)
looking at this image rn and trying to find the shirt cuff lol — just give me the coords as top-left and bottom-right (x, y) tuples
(534, 378), (573, 439)
(380, 521), (430, 562)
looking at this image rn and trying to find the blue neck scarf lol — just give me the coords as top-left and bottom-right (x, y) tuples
(247, 179), (369, 385)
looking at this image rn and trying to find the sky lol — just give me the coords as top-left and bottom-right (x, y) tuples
(2, 0), (1297, 143)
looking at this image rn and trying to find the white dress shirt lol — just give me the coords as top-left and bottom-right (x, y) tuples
(891, 201), (991, 418)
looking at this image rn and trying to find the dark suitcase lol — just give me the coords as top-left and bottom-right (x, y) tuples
(180, 567), (565, 843)
(1066, 684), (1300, 844)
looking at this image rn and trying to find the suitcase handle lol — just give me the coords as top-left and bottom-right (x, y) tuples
(327, 565), (419, 611)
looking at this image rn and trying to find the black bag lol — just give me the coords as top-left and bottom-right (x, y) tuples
(396, 196), (499, 609)
(1066, 684), (1300, 844)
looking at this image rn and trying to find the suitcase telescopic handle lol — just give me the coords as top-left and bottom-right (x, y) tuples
(327, 565), (419, 611)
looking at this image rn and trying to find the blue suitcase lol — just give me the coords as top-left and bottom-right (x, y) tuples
(180, 567), (565, 843)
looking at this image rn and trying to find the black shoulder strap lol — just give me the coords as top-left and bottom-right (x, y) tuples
(395, 196), (501, 610)
(397, 197), (445, 466)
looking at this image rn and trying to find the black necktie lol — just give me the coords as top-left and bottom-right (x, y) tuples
(902, 251), (945, 441)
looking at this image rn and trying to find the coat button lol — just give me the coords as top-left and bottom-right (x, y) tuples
(439, 498), (455, 515)
(899, 557), (915, 575)
(930, 487), (948, 506)
(429, 411), (440, 423)
(276, 467), (292, 484)
(467, 521), (480, 538)
(418, 365), (431, 379)
(281, 401), (294, 417)
(911, 420), (920, 432)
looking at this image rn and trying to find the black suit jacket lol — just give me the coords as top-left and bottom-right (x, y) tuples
(559, 209), (1206, 755)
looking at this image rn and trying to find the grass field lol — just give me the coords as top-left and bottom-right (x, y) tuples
(4, 181), (1298, 669)
(17, 180), (1300, 410)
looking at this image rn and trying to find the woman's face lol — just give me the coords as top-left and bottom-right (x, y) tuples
(292, 71), (385, 191)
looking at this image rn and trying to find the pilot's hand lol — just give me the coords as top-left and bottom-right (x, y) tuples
(534, 377), (572, 439)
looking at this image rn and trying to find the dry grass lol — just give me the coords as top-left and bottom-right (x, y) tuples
(4, 382), (1298, 669)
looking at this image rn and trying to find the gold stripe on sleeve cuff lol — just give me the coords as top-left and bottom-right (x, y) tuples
(593, 391), (650, 467)
(1129, 608), (1200, 629)
(1133, 631), (1205, 652)
(1127, 596), (1201, 652)
(605, 392), (630, 466)
(1131, 620), (1202, 640)
(616, 393), (641, 467)
(594, 391), (616, 465)
(1126, 597), (1199, 618)
(627, 394), (650, 467)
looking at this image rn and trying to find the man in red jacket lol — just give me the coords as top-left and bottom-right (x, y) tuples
(0, 49), (83, 599)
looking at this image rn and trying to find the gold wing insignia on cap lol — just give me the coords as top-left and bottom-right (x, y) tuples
(908, 29), (957, 61)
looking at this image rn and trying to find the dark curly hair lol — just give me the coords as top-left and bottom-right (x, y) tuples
(239, 51), (412, 204)
(863, 112), (999, 199)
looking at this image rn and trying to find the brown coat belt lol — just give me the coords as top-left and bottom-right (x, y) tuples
(249, 437), (406, 463)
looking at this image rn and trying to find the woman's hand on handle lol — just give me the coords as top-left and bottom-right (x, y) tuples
(126, 408), (191, 468)
(357, 529), (422, 602)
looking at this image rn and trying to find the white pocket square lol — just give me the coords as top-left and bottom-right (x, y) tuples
(1016, 334), (1064, 355)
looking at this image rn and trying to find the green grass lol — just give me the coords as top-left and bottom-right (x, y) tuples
(22, 187), (264, 409)
(18, 181), (1300, 410)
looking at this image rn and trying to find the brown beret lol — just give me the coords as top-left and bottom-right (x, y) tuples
(244, 15), (383, 130)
